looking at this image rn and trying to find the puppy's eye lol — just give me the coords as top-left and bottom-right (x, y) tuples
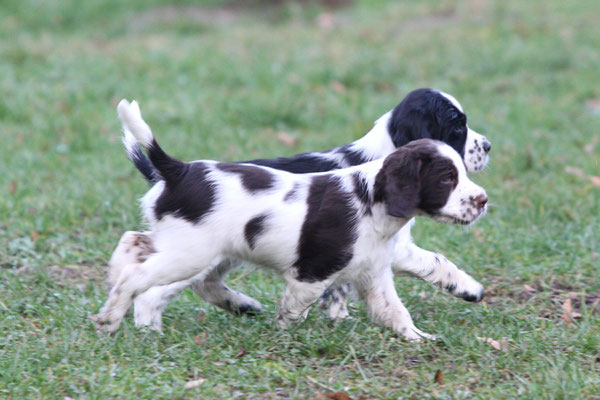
(441, 176), (456, 185)
(450, 128), (463, 137)
(451, 112), (458, 120)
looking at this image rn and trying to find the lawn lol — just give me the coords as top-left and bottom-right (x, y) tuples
(1, 0), (599, 398)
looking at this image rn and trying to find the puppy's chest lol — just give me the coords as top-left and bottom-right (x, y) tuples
(345, 229), (398, 272)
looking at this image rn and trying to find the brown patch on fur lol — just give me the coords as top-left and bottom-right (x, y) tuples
(131, 233), (156, 262)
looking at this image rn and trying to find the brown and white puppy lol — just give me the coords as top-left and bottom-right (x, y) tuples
(95, 100), (488, 340)
(109, 89), (491, 330)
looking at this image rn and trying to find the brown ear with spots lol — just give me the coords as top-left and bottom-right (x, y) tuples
(374, 149), (422, 218)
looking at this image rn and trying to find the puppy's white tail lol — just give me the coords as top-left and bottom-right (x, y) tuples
(118, 99), (154, 149)
(116, 99), (185, 183)
(119, 100), (158, 183)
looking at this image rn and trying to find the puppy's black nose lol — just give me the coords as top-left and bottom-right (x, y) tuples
(474, 194), (488, 210)
(482, 140), (491, 153)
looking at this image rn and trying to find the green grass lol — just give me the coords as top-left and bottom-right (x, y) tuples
(1, 0), (599, 398)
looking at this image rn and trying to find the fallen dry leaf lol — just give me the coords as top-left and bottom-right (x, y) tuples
(184, 378), (205, 390)
(330, 81), (346, 94)
(477, 336), (509, 352)
(434, 369), (444, 385)
(235, 348), (246, 358)
(561, 298), (582, 324)
(562, 297), (572, 324)
(317, 12), (335, 30)
(519, 284), (537, 300)
(565, 166), (586, 178)
(583, 136), (599, 154)
(316, 392), (351, 400)
(565, 166), (600, 186)
(586, 99), (600, 114)
(523, 284), (536, 293)
(8, 181), (17, 193)
(197, 311), (206, 322)
(276, 132), (298, 148)
(30, 230), (40, 242)
(194, 331), (207, 345)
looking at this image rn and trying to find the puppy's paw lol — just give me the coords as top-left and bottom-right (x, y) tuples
(400, 326), (437, 342)
(275, 313), (290, 329)
(328, 302), (351, 321)
(227, 295), (263, 316)
(445, 272), (484, 303)
(91, 312), (122, 334)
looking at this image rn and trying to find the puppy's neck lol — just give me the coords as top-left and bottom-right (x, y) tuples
(347, 110), (395, 161)
(360, 166), (413, 238)
(369, 203), (413, 238)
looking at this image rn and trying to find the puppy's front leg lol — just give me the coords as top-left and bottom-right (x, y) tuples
(319, 284), (351, 320)
(393, 242), (484, 302)
(356, 267), (435, 341)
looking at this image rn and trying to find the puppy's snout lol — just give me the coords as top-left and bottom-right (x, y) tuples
(482, 139), (491, 153)
(474, 194), (488, 210)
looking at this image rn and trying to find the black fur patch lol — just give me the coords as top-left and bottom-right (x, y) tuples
(337, 144), (370, 167)
(130, 144), (158, 183)
(284, 183), (301, 202)
(216, 163), (275, 193)
(244, 213), (269, 250)
(294, 175), (358, 282)
(244, 153), (342, 173)
(374, 140), (458, 218)
(352, 171), (371, 215)
(460, 292), (481, 302)
(387, 88), (468, 158)
(154, 162), (216, 224)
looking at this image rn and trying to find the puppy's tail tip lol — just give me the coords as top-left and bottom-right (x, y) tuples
(116, 99), (185, 183)
(117, 99), (154, 149)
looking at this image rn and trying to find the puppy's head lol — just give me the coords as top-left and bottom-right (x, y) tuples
(387, 88), (491, 173)
(374, 139), (487, 225)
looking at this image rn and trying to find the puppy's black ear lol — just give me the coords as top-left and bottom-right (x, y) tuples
(388, 107), (433, 148)
(374, 149), (422, 218)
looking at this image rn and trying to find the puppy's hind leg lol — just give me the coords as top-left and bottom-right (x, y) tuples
(107, 231), (154, 289)
(95, 251), (218, 333)
(356, 267), (435, 341)
(191, 259), (263, 316)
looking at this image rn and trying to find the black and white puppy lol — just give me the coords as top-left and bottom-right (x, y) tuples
(96, 99), (488, 340)
(108, 88), (491, 330)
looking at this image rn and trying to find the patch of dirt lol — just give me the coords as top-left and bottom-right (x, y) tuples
(485, 278), (600, 317)
(46, 264), (105, 290)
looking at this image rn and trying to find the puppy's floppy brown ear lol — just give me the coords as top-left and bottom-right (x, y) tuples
(374, 149), (422, 218)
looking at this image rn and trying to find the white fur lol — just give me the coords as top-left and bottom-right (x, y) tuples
(464, 127), (490, 172)
(439, 90), (464, 113)
(117, 99), (154, 148)
(349, 110), (395, 160)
